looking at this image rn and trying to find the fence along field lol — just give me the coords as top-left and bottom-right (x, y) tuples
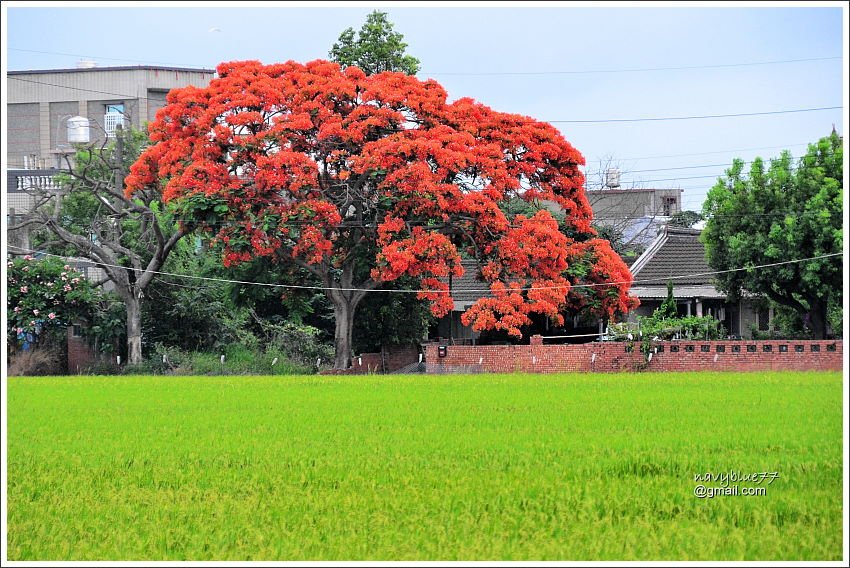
(6, 372), (843, 560)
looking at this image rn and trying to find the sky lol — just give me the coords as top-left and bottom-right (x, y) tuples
(3, 2), (847, 213)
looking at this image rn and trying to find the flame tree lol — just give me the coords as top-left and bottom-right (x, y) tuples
(127, 60), (637, 369)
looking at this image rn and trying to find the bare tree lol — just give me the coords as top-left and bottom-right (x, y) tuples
(584, 155), (680, 259)
(9, 125), (188, 364)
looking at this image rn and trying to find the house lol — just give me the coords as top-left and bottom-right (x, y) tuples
(6, 62), (215, 251)
(628, 225), (763, 338)
(430, 259), (491, 344)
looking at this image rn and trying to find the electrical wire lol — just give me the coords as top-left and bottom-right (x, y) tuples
(8, 47), (840, 76)
(422, 56), (844, 76)
(6, 245), (842, 295)
(8, 76), (842, 125)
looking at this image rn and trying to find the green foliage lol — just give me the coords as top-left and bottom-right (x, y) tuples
(658, 280), (678, 320)
(608, 296), (725, 359)
(329, 10), (421, 75)
(610, 315), (724, 343)
(7, 255), (102, 346)
(132, 344), (313, 376)
(7, 372), (843, 560)
(668, 210), (704, 228)
(141, 244), (252, 352)
(84, 293), (126, 354)
(352, 277), (434, 354)
(702, 132), (843, 338)
(248, 317), (334, 369)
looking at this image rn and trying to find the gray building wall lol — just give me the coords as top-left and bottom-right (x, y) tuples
(7, 66), (214, 171)
(588, 188), (683, 220)
(8, 103), (41, 168)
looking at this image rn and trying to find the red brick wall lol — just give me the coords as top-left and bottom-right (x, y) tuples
(423, 339), (842, 374)
(67, 327), (97, 374)
(323, 346), (422, 375)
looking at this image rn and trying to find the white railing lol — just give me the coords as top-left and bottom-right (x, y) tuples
(104, 112), (125, 137)
(16, 174), (63, 192)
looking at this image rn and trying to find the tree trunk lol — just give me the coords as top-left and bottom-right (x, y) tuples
(808, 298), (829, 340)
(126, 293), (143, 365)
(332, 299), (357, 370)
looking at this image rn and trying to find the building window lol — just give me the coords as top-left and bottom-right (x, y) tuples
(72, 324), (83, 337)
(662, 197), (678, 216)
(104, 103), (125, 137)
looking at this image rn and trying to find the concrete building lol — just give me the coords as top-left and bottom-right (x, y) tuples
(6, 63), (215, 250)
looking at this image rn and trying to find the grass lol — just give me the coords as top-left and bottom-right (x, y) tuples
(6, 371), (843, 560)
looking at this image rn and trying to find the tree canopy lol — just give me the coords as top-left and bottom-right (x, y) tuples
(701, 131), (843, 339)
(127, 59), (637, 368)
(329, 10), (420, 76)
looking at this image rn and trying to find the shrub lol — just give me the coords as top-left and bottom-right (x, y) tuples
(7, 345), (65, 376)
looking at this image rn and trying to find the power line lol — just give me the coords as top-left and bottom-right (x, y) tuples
(7, 48), (213, 70)
(613, 143), (813, 161)
(421, 56), (843, 76)
(547, 106), (842, 124)
(7, 245), (841, 295)
(8, 76), (842, 125)
(9, 47), (840, 77)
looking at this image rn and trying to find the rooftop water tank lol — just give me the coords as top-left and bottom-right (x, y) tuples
(605, 168), (621, 189)
(67, 116), (91, 144)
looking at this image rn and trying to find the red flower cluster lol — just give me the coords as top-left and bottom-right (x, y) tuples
(127, 59), (637, 338)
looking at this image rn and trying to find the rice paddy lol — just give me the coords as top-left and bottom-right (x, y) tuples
(6, 371), (843, 560)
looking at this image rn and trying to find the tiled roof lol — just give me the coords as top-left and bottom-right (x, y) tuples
(630, 226), (715, 286)
(446, 259), (493, 306)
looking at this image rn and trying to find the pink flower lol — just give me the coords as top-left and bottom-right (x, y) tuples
(63, 265), (71, 270)
(71, 278), (80, 284)
(48, 312), (56, 320)
(33, 309), (40, 316)
(64, 285), (72, 292)
(24, 255), (34, 261)
(22, 266), (29, 272)
(30, 320), (36, 326)
(16, 327), (23, 334)
(14, 306), (20, 313)
(20, 286), (28, 293)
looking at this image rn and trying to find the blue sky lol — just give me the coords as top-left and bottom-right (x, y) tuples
(3, 3), (846, 212)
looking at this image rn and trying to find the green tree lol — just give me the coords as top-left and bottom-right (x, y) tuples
(329, 10), (421, 75)
(352, 276), (434, 355)
(658, 280), (677, 320)
(140, 240), (252, 353)
(668, 210), (704, 228)
(702, 132), (843, 339)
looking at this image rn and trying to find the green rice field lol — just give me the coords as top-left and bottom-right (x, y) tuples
(6, 372), (843, 560)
